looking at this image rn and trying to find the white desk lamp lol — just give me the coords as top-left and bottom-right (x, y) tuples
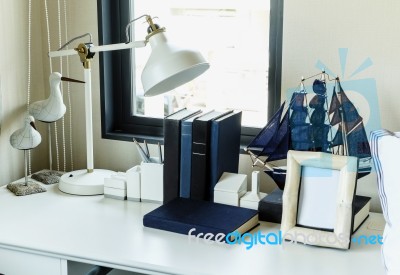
(49, 15), (210, 195)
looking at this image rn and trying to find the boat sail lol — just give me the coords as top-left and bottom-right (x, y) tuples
(328, 80), (371, 173)
(245, 72), (372, 190)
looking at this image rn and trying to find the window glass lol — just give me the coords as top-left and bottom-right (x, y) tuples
(132, 0), (270, 128)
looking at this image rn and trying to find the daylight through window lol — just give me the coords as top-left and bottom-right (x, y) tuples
(131, 0), (270, 128)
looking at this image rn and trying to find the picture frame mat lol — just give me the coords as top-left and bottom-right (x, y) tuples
(297, 166), (341, 231)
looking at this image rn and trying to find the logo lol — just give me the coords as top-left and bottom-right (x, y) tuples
(187, 228), (383, 250)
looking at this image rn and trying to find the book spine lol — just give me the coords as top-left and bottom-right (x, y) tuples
(180, 121), (193, 198)
(190, 119), (212, 200)
(209, 121), (221, 201)
(163, 119), (182, 203)
(258, 202), (283, 223)
(209, 112), (242, 201)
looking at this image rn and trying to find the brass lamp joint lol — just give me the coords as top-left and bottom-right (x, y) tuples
(75, 43), (95, 69)
(145, 16), (166, 42)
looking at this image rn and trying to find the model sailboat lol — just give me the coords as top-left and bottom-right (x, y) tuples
(245, 72), (371, 190)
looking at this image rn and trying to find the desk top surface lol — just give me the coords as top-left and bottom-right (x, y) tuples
(0, 180), (385, 275)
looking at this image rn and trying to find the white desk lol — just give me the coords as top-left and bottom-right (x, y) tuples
(0, 181), (385, 275)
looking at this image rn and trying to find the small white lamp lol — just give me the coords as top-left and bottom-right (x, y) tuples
(141, 17), (209, 96)
(49, 15), (209, 195)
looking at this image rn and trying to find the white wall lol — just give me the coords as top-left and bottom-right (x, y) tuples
(0, 0), (48, 185)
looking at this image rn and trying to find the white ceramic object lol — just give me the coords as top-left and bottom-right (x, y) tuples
(240, 171), (267, 210)
(10, 115), (41, 150)
(104, 187), (127, 200)
(214, 172), (247, 206)
(104, 173), (127, 189)
(104, 173), (128, 200)
(29, 72), (84, 122)
(140, 160), (163, 203)
(126, 165), (141, 201)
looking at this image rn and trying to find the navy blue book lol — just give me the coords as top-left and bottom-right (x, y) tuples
(163, 108), (201, 204)
(190, 110), (233, 200)
(258, 188), (283, 224)
(179, 112), (205, 198)
(258, 188), (370, 233)
(209, 111), (242, 201)
(143, 198), (259, 241)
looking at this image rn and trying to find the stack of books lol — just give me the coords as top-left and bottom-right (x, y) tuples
(147, 109), (248, 240)
(163, 108), (242, 203)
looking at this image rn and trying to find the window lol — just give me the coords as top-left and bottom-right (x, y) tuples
(97, 0), (283, 144)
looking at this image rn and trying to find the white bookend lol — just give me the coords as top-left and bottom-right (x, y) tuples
(104, 174), (127, 189)
(126, 166), (141, 202)
(104, 173), (128, 200)
(104, 187), (127, 200)
(140, 160), (163, 204)
(214, 172), (247, 206)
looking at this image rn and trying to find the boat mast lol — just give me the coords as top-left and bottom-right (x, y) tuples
(336, 77), (349, 156)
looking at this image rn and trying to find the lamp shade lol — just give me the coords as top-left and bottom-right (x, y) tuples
(141, 32), (210, 97)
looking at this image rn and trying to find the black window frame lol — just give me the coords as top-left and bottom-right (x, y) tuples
(97, 0), (283, 145)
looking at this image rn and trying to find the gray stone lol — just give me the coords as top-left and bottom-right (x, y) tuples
(7, 182), (46, 196)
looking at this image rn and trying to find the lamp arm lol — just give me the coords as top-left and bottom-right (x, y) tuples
(125, 14), (150, 43)
(48, 40), (146, 58)
(91, 41), (146, 53)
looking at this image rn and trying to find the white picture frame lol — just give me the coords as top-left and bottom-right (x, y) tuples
(281, 150), (358, 249)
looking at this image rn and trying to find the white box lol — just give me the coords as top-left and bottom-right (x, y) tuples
(140, 161), (163, 204)
(214, 172), (247, 206)
(126, 166), (141, 202)
(104, 175), (126, 189)
(104, 187), (127, 200)
(104, 174), (127, 200)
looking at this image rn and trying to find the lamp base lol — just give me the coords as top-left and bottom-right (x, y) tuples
(59, 169), (114, 195)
